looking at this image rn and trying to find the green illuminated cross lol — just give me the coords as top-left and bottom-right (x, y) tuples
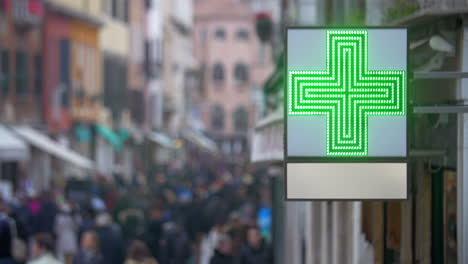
(288, 30), (406, 156)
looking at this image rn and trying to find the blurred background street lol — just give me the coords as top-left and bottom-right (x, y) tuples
(0, 0), (466, 263)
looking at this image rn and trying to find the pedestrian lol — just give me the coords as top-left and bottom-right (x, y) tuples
(124, 240), (158, 264)
(95, 212), (124, 264)
(11, 194), (32, 241)
(199, 217), (223, 264)
(36, 192), (58, 235)
(1, 196), (29, 264)
(27, 233), (62, 264)
(158, 222), (191, 264)
(240, 226), (272, 264)
(28, 193), (42, 235)
(0, 197), (14, 264)
(73, 231), (103, 264)
(55, 203), (78, 264)
(77, 208), (94, 244)
(209, 234), (235, 264)
(143, 206), (163, 261)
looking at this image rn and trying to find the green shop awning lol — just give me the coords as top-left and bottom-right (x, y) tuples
(117, 128), (130, 143)
(74, 125), (92, 143)
(96, 124), (122, 150)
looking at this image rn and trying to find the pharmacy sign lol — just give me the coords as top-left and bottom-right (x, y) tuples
(285, 28), (408, 200)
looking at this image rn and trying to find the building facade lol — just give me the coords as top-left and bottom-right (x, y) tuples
(194, 0), (272, 161)
(42, 0), (102, 146)
(252, 0), (468, 264)
(0, 0), (43, 125)
(147, 0), (163, 131)
(128, 0), (148, 129)
(101, 0), (129, 126)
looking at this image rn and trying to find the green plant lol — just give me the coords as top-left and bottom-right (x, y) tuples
(346, 9), (365, 26)
(384, 0), (419, 23)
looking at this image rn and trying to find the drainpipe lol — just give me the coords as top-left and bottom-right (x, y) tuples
(458, 22), (468, 264)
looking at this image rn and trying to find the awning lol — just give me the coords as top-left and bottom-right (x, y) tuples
(12, 126), (94, 170)
(183, 130), (218, 154)
(251, 110), (284, 163)
(117, 128), (130, 143)
(96, 124), (122, 150)
(0, 125), (29, 161)
(148, 132), (175, 149)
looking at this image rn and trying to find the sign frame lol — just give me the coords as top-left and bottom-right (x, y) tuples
(284, 26), (409, 201)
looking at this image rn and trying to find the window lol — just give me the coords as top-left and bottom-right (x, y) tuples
(154, 38), (163, 77)
(233, 140), (242, 154)
(144, 40), (153, 78)
(109, 0), (128, 22)
(212, 63), (224, 82)
(200, 28), (207, 43)
(233, 106), (248, 133)
(236, 29), (249, 41)
(59, 39), (70, 106)
(234, 63), (249, 83)
(1, 50), (9, 96)
(222, 140), (231, 154)
(102, 0), (111, 14)
(145, 0), (152, 9)
(211, 104), (225, 131)
(104, 56), (127, 119)
(111, 0), (118, 17)
(123, 0), (129, 22)
(214, 28), (226, 40)
(34, 55), (42, 97)
(15, 50), (28, 96)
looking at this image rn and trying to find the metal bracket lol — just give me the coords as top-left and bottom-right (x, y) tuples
(413, 71), (468, 79)
(413, 105), (468, 113)
(409, 150), (446, 157)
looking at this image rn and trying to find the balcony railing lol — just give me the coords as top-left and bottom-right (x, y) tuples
(418, 0), (468, 9)
(387, 0), (468, 25)
(11, 0), (43, 28)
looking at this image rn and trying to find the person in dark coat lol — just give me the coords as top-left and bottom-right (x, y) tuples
(11, 195), (32, 241)
(158, 222), (191, 264)
(73, 231), (103, 264)
(95, 213), (124, 264)
(240, 226), (273, 264)
(36, 193), (58, 235)
(209, 234), (235, 264)
(143, 207), (163, 261)
(0, 197), (14, 264)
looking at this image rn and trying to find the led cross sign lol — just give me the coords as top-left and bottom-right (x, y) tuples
(285, 28), (408, 200)
(288, 30), (406, 156)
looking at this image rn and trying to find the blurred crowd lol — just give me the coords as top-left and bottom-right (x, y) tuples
(0, 163), (273, 264)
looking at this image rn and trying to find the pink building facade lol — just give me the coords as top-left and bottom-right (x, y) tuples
(193, 0), (272, 159)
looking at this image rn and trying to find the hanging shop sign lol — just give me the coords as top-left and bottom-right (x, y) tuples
(285, 27), (408, 200)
